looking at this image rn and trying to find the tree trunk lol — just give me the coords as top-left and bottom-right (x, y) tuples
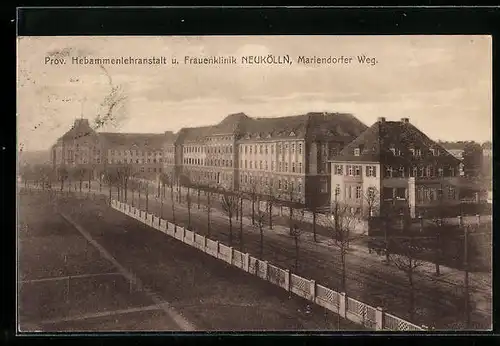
(239, 197), (243, 251)
(207, 193), (211, 237)
(252, 197), (255, 225)
(409, 267), (415, 320)
(138, 185), (141, 209)
(108, 184), (112, 205)
(79, 179), (82, 192)
(229, 215), (233, 245)
(341, 250), (346, 292)
(160, 194), (164, 219)
(294, 236), (299, 272)
(289, 206), (293, 235)
(313, 210), (317, 242)
(170, 185), (176, 224)
(146, 186), (149, 213)
(88, 171), (91, 192)
(197, 188), (200, 209)
(435, 232), (441, 276)
(187, 187), (191, 229)
(260, 226), (264, 258)
(269, 201), (273, 230)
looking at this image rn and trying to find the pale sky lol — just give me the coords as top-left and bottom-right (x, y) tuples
(17, 35), (492, 152)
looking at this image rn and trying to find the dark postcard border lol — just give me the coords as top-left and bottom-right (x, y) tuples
(15, 7), (500, 36)
(7, 5), (500, 345)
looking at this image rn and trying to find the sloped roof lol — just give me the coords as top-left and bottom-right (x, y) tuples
(99, 132), (165, 150)
(332, 119), (461, 165)
(60, 119), (98, 141)
(239, 112), (367, 141)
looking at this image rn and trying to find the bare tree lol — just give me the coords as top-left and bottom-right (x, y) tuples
(116, 164), (132, 203)
(255, 199), (268, 259)
(265, 181), (280, 230)
(249, 177), (259, 225)
(74, 166), (87, 193)
(322, 200), (364, 293)
(390, 232), (426, 320)
(290, 208), (306, 273)
(220, 187), (238, 246)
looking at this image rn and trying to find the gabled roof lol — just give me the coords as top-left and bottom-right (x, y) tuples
(332, 119), (461, 165)
(60, 119), (99, 141)
(238, 112), (367, 141)
(99, 133), (165, 150)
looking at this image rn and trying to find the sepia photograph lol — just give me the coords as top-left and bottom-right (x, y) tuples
(16, 35), (492, 332)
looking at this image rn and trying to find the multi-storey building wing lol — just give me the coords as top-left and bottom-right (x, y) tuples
(330, 117), (462, 219)
(52, 112), (367, 209)
(170, 112), (367, 208)
(51, 119), (167, 181)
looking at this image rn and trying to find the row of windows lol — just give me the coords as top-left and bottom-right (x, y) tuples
(415, 186), (456, 202)
(352, 146), (442, 157)
(184, 145), (233, 154)
(109, 150), (162, 157)
(240, 160), (303, 173)
(109, 158), (164, 164)
(333, 164), (458, 178)
(240, 142), (303, 155)
(334, 165), (377, 177)
(384, 166), (456, 178)
(63, 158), (101, 164)
(139, 167), (163, 173)
(183, 158), (234, 167)
(239, 175), (303, 193)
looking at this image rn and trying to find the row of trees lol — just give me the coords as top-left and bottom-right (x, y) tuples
(25, 163), (479, 328)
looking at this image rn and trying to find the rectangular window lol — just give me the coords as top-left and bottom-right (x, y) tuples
(271, 161), (275, 171)
(396, 188), (406, 199)
(291, 143), (295, 154)
(298, 162), (302, 173)
(265, 145), (268, 154)
(284, 162), (288, 172)
(354, 148), (360, 156)
(335, 164), (343, 175)
(399, 167), (405, 178)
(265, 161), (268, 170)
(347, 165), (353, 176)
(354, 166), (361, 176)
(448, 186), (456, 200)
(298, 143), (303, 155)
(385, 166), (393, 178)
(355, 186), (362, 199)
(292, 162), (296, 173)
(348, 186), (352, 199)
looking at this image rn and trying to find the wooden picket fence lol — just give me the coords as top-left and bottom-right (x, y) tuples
(113, 199), (428, 331)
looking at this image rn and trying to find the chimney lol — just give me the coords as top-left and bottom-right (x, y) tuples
(377, 117), (386, 123)
(401, 118), (410, 124)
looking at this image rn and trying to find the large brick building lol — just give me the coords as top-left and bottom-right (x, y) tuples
(51, 119), (166, 182)
(51, 113), (367, 208)
(329, 117), (462, 219)
(164, 112), (367, 208)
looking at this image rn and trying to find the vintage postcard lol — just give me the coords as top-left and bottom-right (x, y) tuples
(16, 35), (492, 332)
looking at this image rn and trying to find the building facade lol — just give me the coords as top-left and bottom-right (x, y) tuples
(52, 112), (368, 208)
(330, 117), (463, 219)
(51, 119), (166, 183)
(166, 112), (367, 208)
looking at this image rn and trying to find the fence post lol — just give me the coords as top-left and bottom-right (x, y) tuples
(264, 260), (269, 280)
(339, 292), (347, 318)
(203, 236), (207, 253)
(215, 241), (219, 257)
(229, 247), (234, 264)
(244, 253), (250, 272)
(182, 227), (186, 242)
(310, 280), (316, 302)
(476, 214), (481, 225)
(375, 307), (385, 330)
(457, 215), (463, 228)
(285, 269), (290, 291)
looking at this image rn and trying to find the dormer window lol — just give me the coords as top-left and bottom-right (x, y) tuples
(354, 148), (360, 156)
(390, 147), (396, 155)
(415, 148), (422, 157)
